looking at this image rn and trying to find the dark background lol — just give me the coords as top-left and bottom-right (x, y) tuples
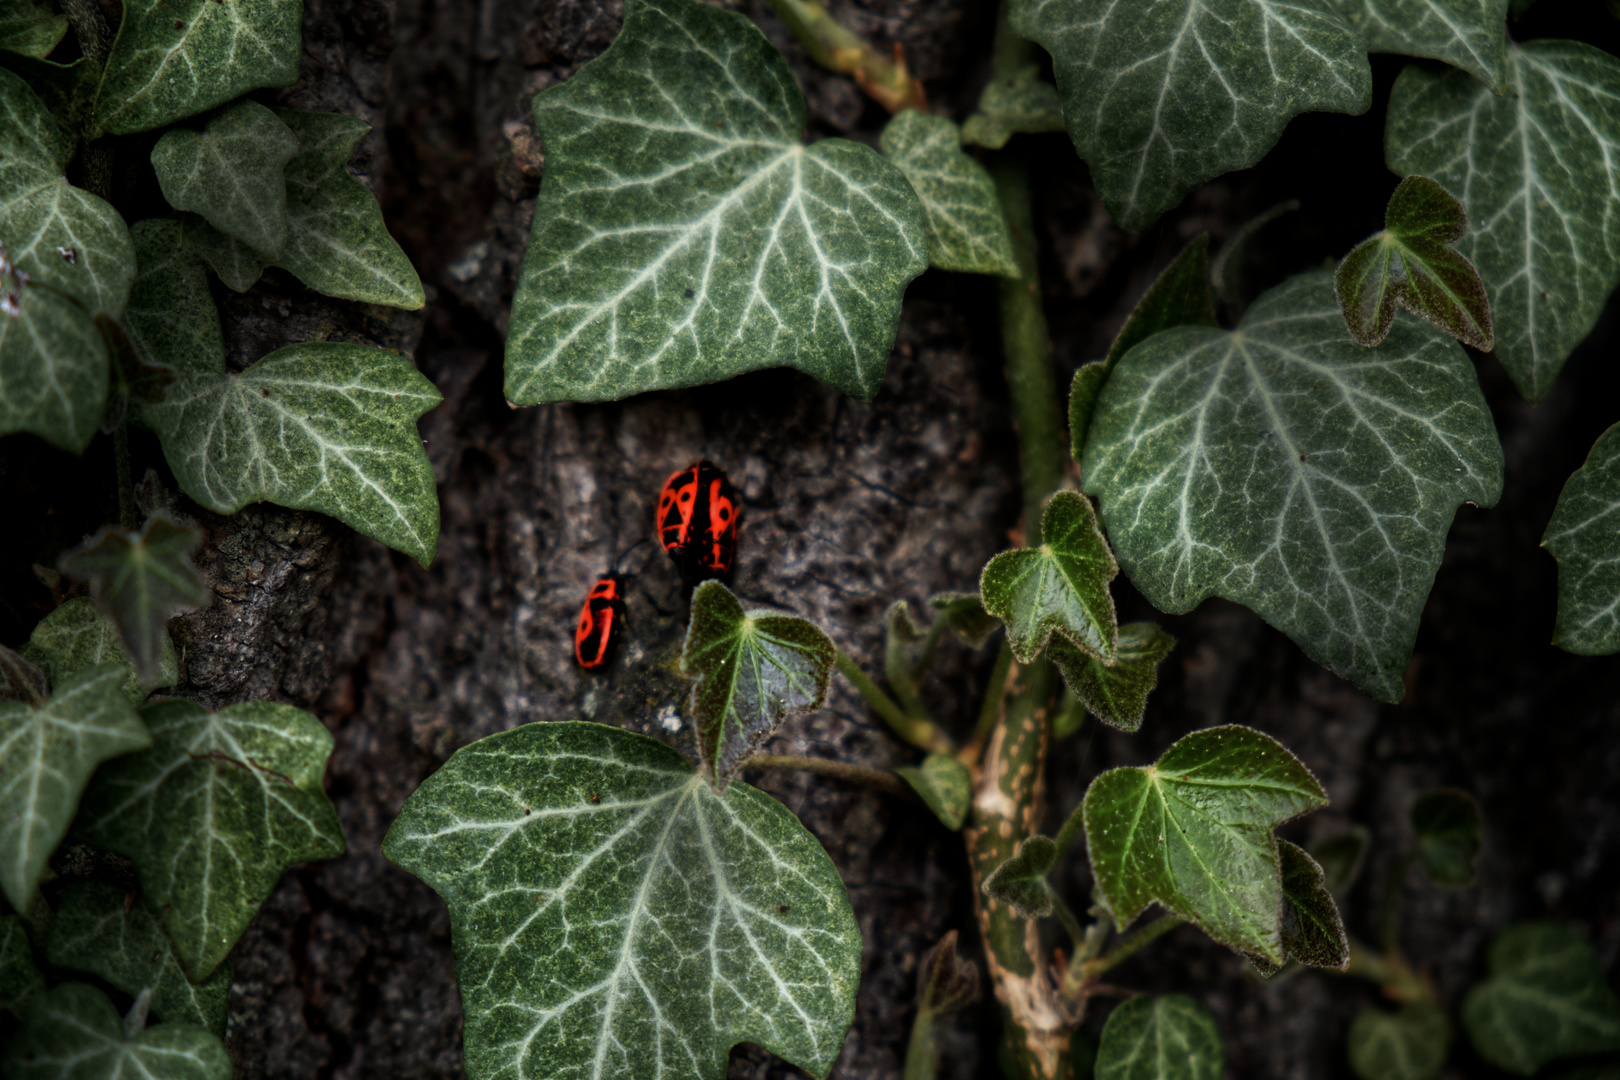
(3, 0), (1619, 1077)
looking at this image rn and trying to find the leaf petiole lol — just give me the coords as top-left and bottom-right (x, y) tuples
(957, 641), (1012, 769)
(762, 0), (925, 112)
(836, 651), (954, 754)
(1063, 914), (1184, 998)
(743, 754), (917, 801)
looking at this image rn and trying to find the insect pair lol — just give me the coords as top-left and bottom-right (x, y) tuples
(574, 461), (741, 669)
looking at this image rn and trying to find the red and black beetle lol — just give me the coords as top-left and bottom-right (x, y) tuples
(573, 575), (625, 669)
(655, 460), (739, 582)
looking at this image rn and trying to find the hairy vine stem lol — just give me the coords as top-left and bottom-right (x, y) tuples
(743, 754), (917, 800)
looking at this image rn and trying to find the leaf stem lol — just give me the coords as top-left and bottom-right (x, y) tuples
(1048, 887), (1087, 951)
(958, 641), (1012, 768)
(885, 617), (931, 722)
(744, 754), (916, 800)
(761, 0), (926, 113)
(1051, 798), (1085, 856)
(1343, 937), (1436, 1005)
(1064, 914), (1183, 997)
(836, 651), (954, 754)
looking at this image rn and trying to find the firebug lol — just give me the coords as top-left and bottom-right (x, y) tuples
(573, 575), (625, 669)
(656, 460), (739, 582)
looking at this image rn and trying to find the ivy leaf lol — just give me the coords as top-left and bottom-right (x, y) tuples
(927, 592), (1001, 649)
(879, 110), (1017, 277)
(1462, 923), (1620, 1076)
(21, 596), (178, 703)
(1082, 270), (1503, 703)
(1387, 42), (1620, 402)
(0, 913), (44, 1013)
(0, 277), (109, 453)
(961, 64), (1063, 150)
(1328, 0), (1510, 89)
(151, 100), (299, 256)
(1046, 622), (1176, 734)
(0, 642), (46, 704)
(1543, 423), (1620, 655)
(2, 55), (101, 150)
(1309, 826), (1370, 896)
(1410, 788), (1481, 888)
(505, 0), (927, 404)
(1009, 0), (1371, 230)
(1335, 175), (1493, 351)
(981, 490), (1118, 665)
(1094, 994), (1223, 1080)
(1348, 1003), (1449, 1080)
(47, 880), (230, 1036)
(181, 213), (268, 292)
(381, 721), (862, 1080)
(680, 581), (836, 791)
(981, 835), (1058, 918)
(894, 752), (972, 831)
(0, 0), (68, 59)
(0, 982), (230, 1080)
(75, 699), (345, 981)
(0, 665), (149, 913)
(96, 0), (303, 135)
(907, 931), (979, 1080)
(123, 218), (223, 379)
(1083, 725), (1328, 966)
(1275, 839), (1348, 971)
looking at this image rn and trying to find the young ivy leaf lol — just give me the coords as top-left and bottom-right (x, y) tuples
(927, 592), (1001, 649)
(151, 100), (299, 256)
(1008, 0), (1371, 231)
(1329, 0), (1510, 90)
(1083, 270), (1504, 703)
(75, 699), (346, 981)
(1387, 42), (1620, 402)
(0, 0), (68, 59)
(1083, 725), (1328, 967)
(504, 0), (927, 405)
(0, 982), (230, 1080)
(1335, 175), (1493, 351)
(980, 835), (1058, 919)
(382, 721), (862, 1080)
(0, 665), (150, 913)
(1045, 622), (1176, 734)
(1410, 788), (1481, 888)
(908, 931), (979, 1080)
(1094, 994), (1223, 1080)
(47, 880), (230, 1037)
(0, 913), (45, 1014)
(894, 752), (973, 831)
(961, 64), (1064, 150)
(980, 491), (1118, 665)
(1273, 839), (1349, 972)
(1462, 923), (1620, 1075)
(1542, 423), (1620, 655)
(180, 214), (269, 292)
(1310, 826), (1370, 896)
(21, 596), (178, 704)
(878, 110), (1017, 277)
(0, 642), (47, 704)
(680, 581), (836, 792)
(1348, 1003), (1449, 1080)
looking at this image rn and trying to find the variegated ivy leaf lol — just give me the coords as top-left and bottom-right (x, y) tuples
(381, 721), (862, 1080)
(681, 580), (836, 791)
(1045, 622), (1175, 733)
(1329, 0), (1510, 89)
(1095, 994), (1223, 1080)
(96, 0), (303, 135)
(1387, 42), (1620, 402)
(152, 99), (299, 255)
(1083, 271), (1503, 703)
(505, 0), (927, 404)
(1462, 923), (1620, 1076)
(961, 64), (1063, 150)
(1348, 1003), (1449, 1080)
(0, 665), (149, 913)
(21, 596), (178, 704)
(879, 110), (1017, 277)
(0, 642), (46, 704)
(980, 490), (1118, 665)
(47, 880), (230, 1036)
(1008, 0), (1371, 230)
(0, 913), (44, 1013)
(1083, 725), (1328, 966)
(895, 752), (973, 831)
(1543, 422), (1620, 655)
(0, 0), (68, 59)
(1, 982), (231, 1080)
(75, 699), (345, 981)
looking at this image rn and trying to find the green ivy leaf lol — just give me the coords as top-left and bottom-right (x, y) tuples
(1275, 839), (1348, 971)
(981, 490), (1118, 665)
(680, 581), (836, 791)
(0, 665), (149, 913)
(1387, 42), (1620, 402)
(927, 592), (1001, 649)
(1462, 923), (1620, 1076)
(1009, 0), (1371, 230)
(123, 218), (222, 379)
(0, 913), (44, 1014)
(58, 514), (209, 685)
(1410, 788), (1481, 888)
(1348, 1003), (1449, 1080)
(0, 277), (109, 453)
(0, 0), (68, 60)
(1543, 423), (1620, 655)
(1328, 0), (1510, 89)
(894, 752), (972, 831)
(1082, 270), (1503, 703)
(1083, 725), (1327, 966)
(75, 699), (345, 981)
(96, 0), (303, 135)
(505, 0), (927, 404)
(1, 982), (230, 1080)
(1046, 622), (1175, 734)
(21, 596), (178, 703)
(1335, 175), (1493, 351)
(0, 642), (46, 704)
(151, 100), (299, 256)
(961, 64), (1063, 150)
(47, 880), (230, 1036)
(878, 110), (1017, 277)
(381, 721), (862, 1080)
(1094, 994), (1222, 1080)
(1309, 826), (1369, 896)
(981, 835), (1058, 918)
(2, 55), (101, 150)
(180, 213), (268, 292)
(1071, 234), (1216, 463)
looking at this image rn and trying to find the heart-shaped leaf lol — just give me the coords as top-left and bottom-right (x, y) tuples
(0, 913), (44, 1013)
(1095, 994), (1222, 1080)
(1329, 0), (1510, 89)
(1543, 422), (1620, 655)
(381, 721), (862, 1080)
(48, 880), (230, 1036)
(1046, 622), (1176, 734)
(680, 581), (836, 791)
(0, 0), (68, 59)
(151, 99), (299, 255)
(961, 64), (1063, 150)
(1083, 725), (1327, 966)
(21, 596), (178, 703)
(1009, 0), (1371, 230)
(75, 699), (345, 980)
(895, 752), (972, 831)
(0, 642), (46, 704)
(1348, 1003), (1449, 1080)
(1335, 175), (1493, 351)
(981, 490), (1118, 665)
(879, 110), (1017, 277)
(1310, 827), (1369, 896)
(1387, 42), (1620, 402)
(1082, 270), (1503, 702)
(96, 0), (303, 135)
(1275, 839), (1348, 971)
(505, 0), (927, 404)
(981, 834), (1058, 918)
(1462, 923), (1620, 1076)
(927, 592), (1001, 649)
(1410, 788), (1481, 888)
(1, 982), (230, 1080)
(0, 665), (149, 912)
